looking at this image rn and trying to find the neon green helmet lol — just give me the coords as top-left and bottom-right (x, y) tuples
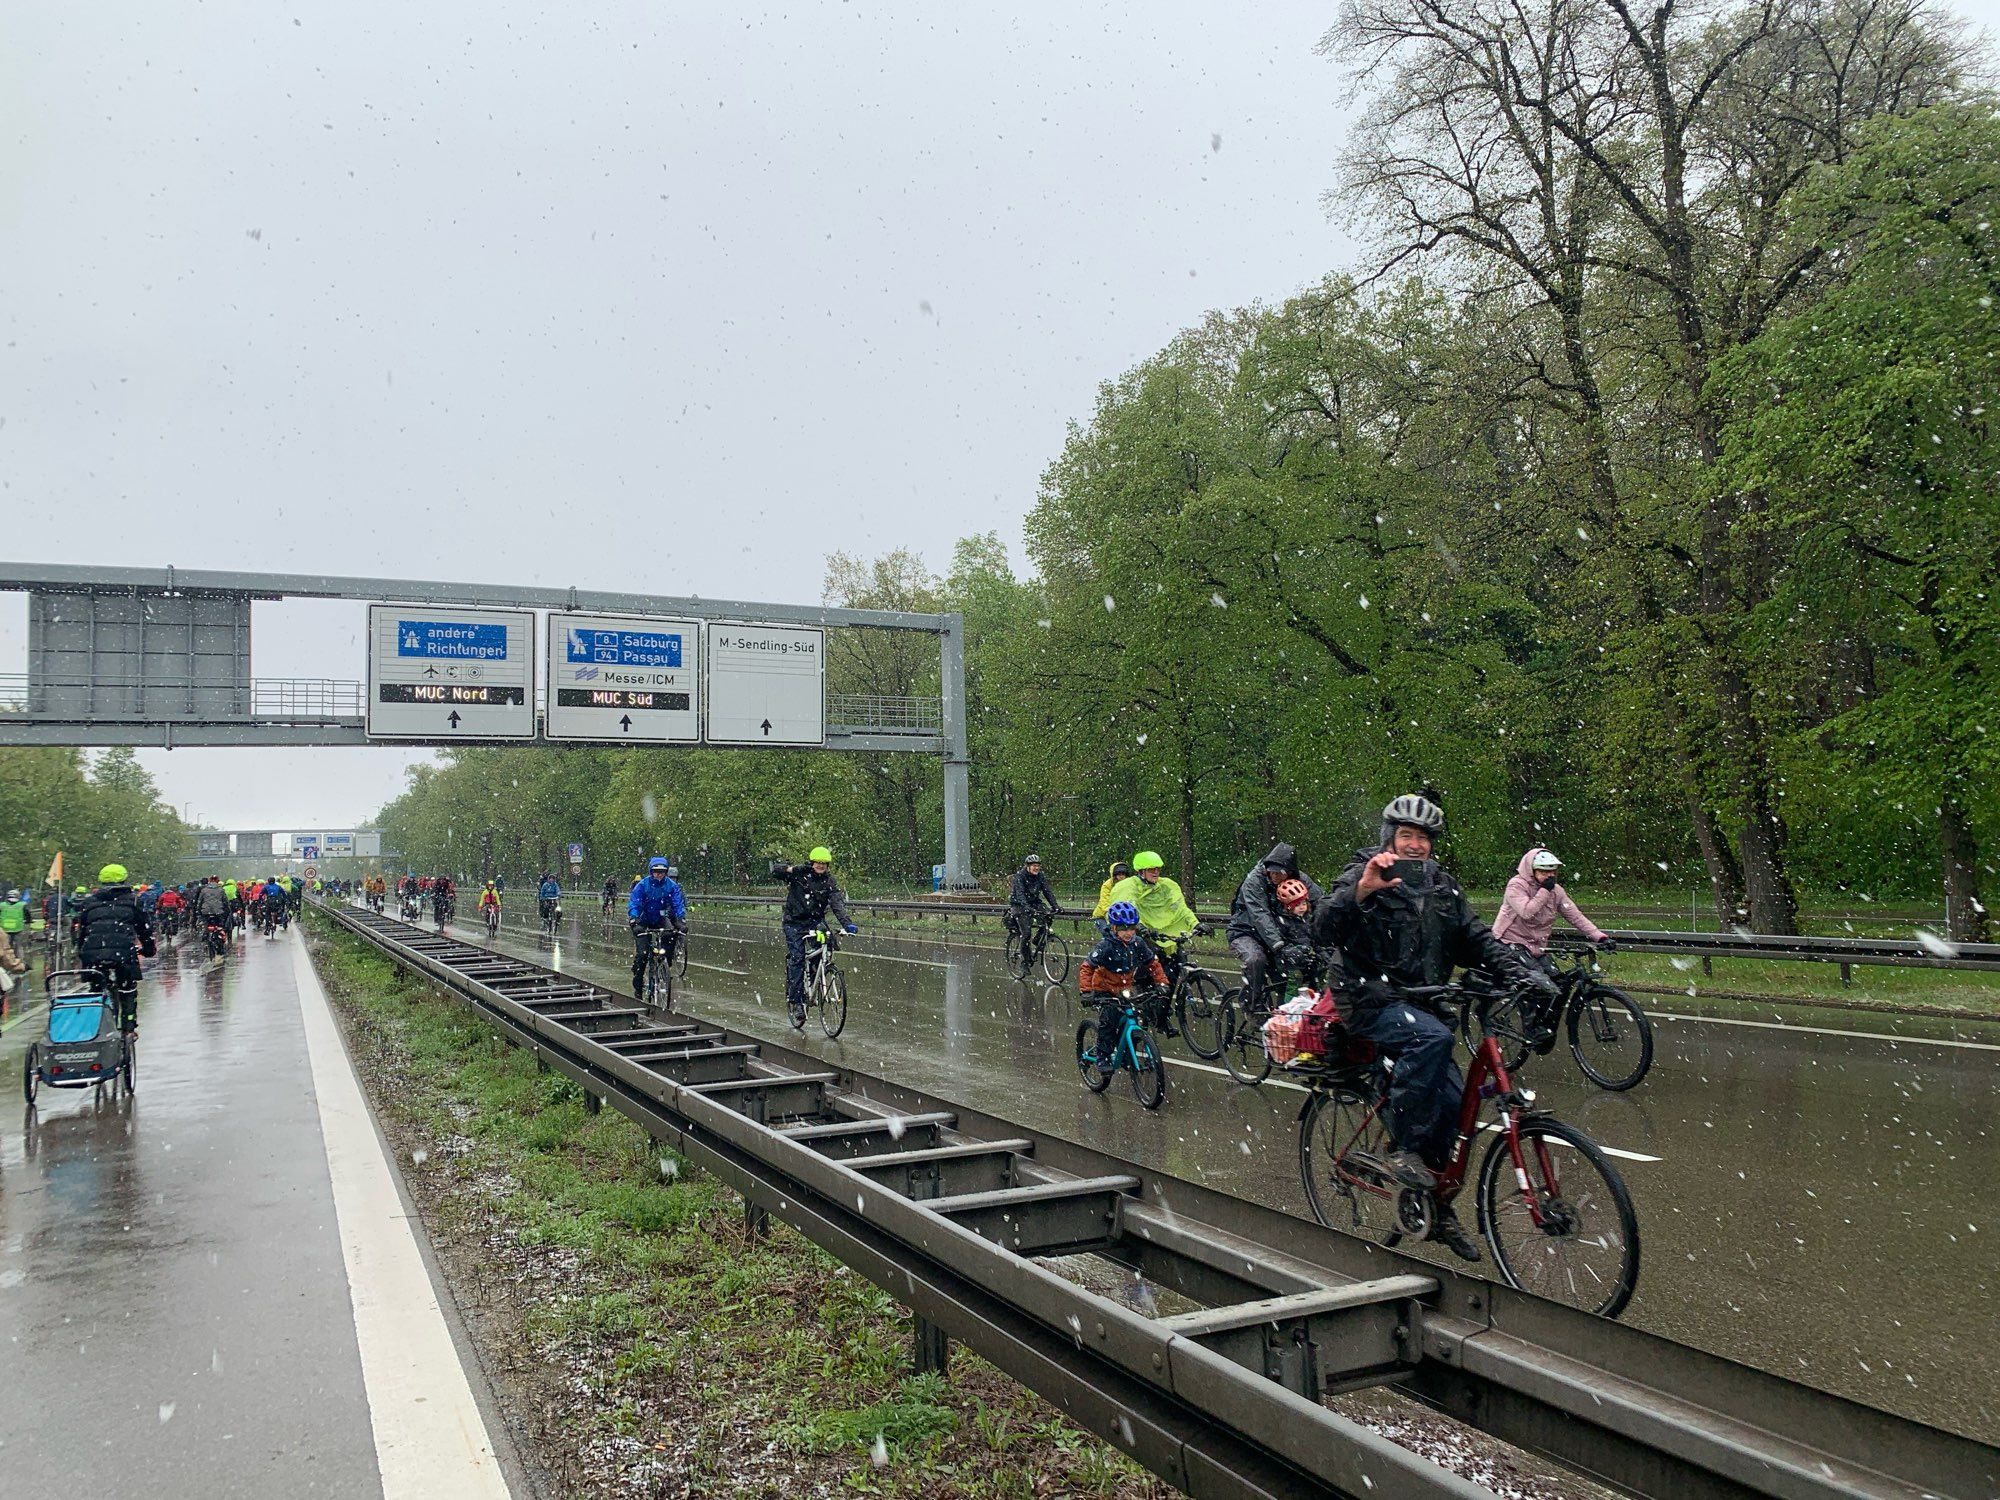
(73, 885), (88, 896)
(808, 846), (833, 864)
(98, 863), (129, 884)
(1131, 850), (1164, 872)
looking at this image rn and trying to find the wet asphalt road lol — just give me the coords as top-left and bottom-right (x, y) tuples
(469, 899), (1999, 1444)
(0, 931), (382, 1497)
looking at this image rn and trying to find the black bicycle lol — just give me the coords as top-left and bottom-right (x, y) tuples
(638, 927), (678, 1013)
(1471, 946), (1653, 1091)
(1005, 910), (1070, 984)
(539, 897), (562, 947)
(1158, 930), (1229, 1061)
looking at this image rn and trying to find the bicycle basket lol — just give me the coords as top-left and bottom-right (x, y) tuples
(1261, 988), (1362, 1069)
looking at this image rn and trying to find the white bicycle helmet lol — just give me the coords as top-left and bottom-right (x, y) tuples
(1381, 793), (1445, 835)
(1531, 849), (1563, 871)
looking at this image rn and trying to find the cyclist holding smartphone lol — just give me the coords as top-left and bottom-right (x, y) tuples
(1313, 794), (1554, 1262)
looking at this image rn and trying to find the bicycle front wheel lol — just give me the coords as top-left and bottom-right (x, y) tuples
(1177, 970), (1226, 1060)
(1474, 992), (1536, 1074)
(1005, 929), (1031, 980)
(1299, 1085), (1399, 1241)
(1478, 1116), (1640, 1318)
(1040, 931), (1070, 986)
(1568, 984), (1653, 1091)
(675, 937), (690, 979)
(1128, 1028), (1167, 1110)
(1219, 992), (1271, 1086)
(1075, 1020), (1114, 1093)
(818, 966), (847, 1038)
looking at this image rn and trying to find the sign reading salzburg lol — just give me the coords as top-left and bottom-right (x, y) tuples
(544, 613), (700, 743)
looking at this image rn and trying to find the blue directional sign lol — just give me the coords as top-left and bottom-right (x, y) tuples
(397, 620), (510, 660)
(546, 612), (700, 743)
(564, 626), (683, 669)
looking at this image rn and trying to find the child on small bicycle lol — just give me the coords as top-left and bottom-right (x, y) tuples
(1078, 902), (1168, 1061)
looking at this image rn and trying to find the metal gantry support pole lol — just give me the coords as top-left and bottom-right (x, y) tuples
(939, 612), (975, 890)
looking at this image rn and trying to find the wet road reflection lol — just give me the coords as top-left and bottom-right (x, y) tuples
(0, 928), (382, 1496)
(452, 899), (1999, 1442)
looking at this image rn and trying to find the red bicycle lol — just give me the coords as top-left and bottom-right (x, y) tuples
(1296, 981), (1640, 1317)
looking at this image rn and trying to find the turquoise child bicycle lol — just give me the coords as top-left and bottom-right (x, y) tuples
(1074, 986), (1168, 1110)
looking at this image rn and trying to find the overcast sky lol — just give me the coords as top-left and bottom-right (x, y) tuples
(3, 1), (1993, 832)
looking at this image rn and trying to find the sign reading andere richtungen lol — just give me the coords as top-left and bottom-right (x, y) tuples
(704, 623), (824, 745)
(366, 604), (535, 739)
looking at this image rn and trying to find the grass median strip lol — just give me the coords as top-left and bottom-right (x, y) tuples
(304, 917), (1164, 1500)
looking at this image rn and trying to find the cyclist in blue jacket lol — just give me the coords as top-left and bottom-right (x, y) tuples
(627, 856), (686, 995)
(536, 872), (563, 930)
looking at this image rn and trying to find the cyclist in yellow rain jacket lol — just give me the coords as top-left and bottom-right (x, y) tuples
(1107, 851), (1198, 955)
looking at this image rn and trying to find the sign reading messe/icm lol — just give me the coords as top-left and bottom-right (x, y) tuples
(544, 613), (700, 743)
(366, 604), (535, 740)
(705, 622), (824, 745)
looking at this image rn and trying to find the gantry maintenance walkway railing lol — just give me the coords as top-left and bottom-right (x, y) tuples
(307, 899), (1997, 1500)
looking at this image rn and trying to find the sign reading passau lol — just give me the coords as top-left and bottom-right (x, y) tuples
(545, 613), (700, 743)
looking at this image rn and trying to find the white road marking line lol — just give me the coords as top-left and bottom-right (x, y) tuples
(687, 961), (749, 976)
(291, 935), (513, 1500)
(1154, 1058), (1661, 1162)
(842, 949), (953, 970)
(1652, 1011), (2000, 1052)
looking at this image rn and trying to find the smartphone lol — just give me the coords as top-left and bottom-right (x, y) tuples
(1391, 858), (1427, 889)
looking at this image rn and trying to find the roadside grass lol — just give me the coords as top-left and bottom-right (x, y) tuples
(305, 917), (1166, 1500)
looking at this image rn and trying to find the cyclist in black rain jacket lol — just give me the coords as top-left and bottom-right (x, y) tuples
(771, 848), (857, 1022)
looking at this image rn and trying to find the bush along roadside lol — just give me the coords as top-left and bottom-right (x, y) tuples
(303, 916), (1167, 1500)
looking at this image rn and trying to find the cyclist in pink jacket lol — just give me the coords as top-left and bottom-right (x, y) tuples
(1493, 849), (1611, 957)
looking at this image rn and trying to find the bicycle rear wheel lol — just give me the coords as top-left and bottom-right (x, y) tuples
(1298, 1084), (1399, 1241)
(1074, 1020), (1114, 1093)
(1219, 991), (1271, 1086)
(1478, 1116), (1639, 1317)
(818, 966), (847, 1039)
(1177, 970), (1226, 1060)
(1128, 1028), (1166, 1110)
(1040, 931), (1070, 986)
(1568, 984), (1653, 1091)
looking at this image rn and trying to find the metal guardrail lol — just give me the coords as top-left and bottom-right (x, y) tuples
(671, 893), (2000, 974)
(308, 896), (1996, 1499)
(0, 672), (365, 722)
(826, 693), (943, 734)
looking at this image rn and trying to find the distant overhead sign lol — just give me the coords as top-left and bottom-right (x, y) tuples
(323, 832), (355, 856)
(545, 613), (699, 743)
(194, 833), (229, 858)
(366, 604), (535, 740)
(705, 623), (824, 746)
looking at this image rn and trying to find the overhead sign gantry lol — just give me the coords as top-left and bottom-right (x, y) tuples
(0, 562), (974, 887)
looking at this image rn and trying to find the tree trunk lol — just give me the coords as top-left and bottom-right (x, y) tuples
(1177, 780), (1198, 895)
(1664, 688), (1744, 924)
(1940, 793), (1988, 943)
(1712, 660), (1800, 934)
